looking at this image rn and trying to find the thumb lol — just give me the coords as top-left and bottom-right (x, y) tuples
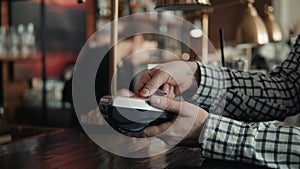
(150, 95), (181, 114)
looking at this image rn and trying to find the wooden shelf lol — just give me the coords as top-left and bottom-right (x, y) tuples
(0, 0), (48, 122)
(2, 0), (34, 2)
(0, 56), (40, 62)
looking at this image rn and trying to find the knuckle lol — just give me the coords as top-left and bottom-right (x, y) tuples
(140, 130), (148, 138)
(143, 127), (157, 137)
(165, 98), (173, 110)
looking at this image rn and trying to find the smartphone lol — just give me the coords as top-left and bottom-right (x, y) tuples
(99, 95), (174, 133)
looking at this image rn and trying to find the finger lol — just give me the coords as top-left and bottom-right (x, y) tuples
(126, 131), (147, 138)
(150, 95), (181, 114)
(164, 85), (175, 98)
(174, 86), (182, 96)
(161, 83), (170, 94)
(135, 69), (157, 95)
(139, 71), (170, 97)
(142, 121), (172, 137)
(126, 132), (134, 137)
(168, 85), (176, 98)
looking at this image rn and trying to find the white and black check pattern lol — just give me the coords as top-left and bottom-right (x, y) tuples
(194, 35), (300, 169)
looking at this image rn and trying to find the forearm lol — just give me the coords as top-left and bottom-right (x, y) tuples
(222, 89), (299, 122)
(200, 114), (300, 169)
(192, 58), (300, 121)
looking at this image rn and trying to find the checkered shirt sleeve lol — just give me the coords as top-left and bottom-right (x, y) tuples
(196, 35), (300, 168)
(193, 35), (300, 122)
(201, 114), (300, 169)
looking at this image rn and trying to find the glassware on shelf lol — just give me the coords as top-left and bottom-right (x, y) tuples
(0, 26), (8, 57)
(7, 26), (19, 57)
(18, 24), (30, 58)
(232, 58), (248, 71)
(27, 23), (37, 57)
(0, 23), (37, 58)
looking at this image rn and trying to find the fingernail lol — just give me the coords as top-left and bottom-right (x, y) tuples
(163, 84), (170, 91)
(140, 89), (149, 96)
(151, 95), (161, 105)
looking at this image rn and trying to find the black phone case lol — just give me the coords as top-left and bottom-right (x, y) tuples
(99, 96), (174, 133)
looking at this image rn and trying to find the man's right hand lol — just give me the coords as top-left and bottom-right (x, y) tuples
(136, 61), (200, 97)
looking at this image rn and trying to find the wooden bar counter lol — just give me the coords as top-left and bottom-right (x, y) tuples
(0, 129), (269, 169)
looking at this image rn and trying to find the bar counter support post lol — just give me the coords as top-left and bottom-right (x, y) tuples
(0, 62), (3, 115)
(0, 0), (4, 115)
(41, 0), (47, 125)
(110, 0), (119, 95)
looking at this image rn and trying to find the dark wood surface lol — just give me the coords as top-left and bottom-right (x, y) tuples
(0, 129), (269, 169)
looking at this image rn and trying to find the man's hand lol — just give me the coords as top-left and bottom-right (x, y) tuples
(136, 61), (200, 97)
(129, 95), (208, 146)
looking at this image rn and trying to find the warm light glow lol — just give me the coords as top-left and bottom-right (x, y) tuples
(197, 0), (211, 4)
(190, 29), (203, 38)
(237, 2), (269, 45)
(181, 53), (191, 60)
(78, 0), (86, 4)
(155, 0), (211, 11)
(273, 32), (282, 42)
(257, 33), (269, 45)
(264, 6), (283, 42)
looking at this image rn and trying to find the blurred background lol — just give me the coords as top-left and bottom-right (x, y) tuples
(0, 0), (299, 144)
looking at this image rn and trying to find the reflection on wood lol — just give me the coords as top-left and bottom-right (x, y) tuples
(0, 129), (269, 169)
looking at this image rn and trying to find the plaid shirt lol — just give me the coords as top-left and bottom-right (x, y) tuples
(194, 35), (300, 169)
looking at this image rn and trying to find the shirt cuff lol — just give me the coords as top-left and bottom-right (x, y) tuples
(191, 61), (226, 112)
(199, 113), (245, 160)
